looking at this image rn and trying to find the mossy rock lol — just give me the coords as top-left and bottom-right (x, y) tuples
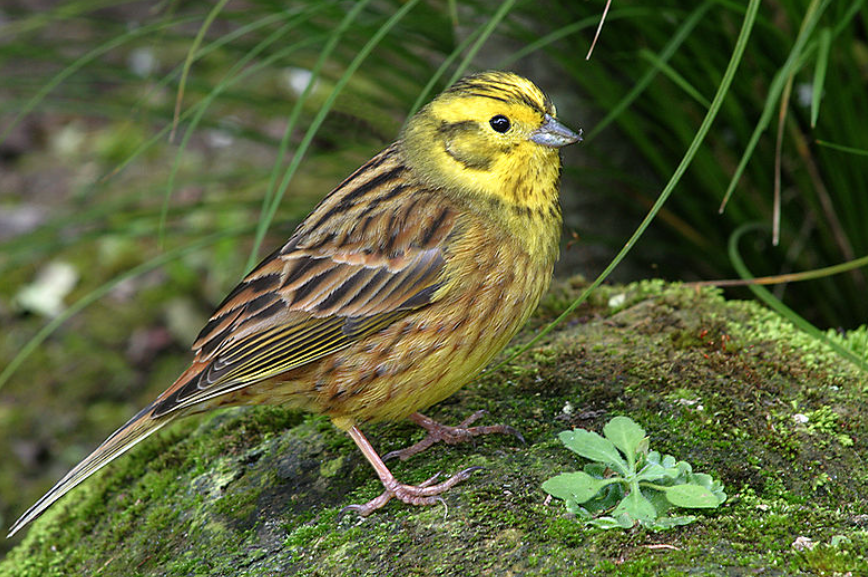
(2, 280), (867, 576)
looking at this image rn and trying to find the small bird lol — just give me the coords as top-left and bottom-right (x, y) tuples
(7, 71), (580, 536)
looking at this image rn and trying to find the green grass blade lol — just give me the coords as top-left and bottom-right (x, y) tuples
(444, 0), (518, 87)
(728, 224), (866, 370)
(810, 27), (831, 128)
(170, 0), (232, 141)
(718, 0), (832, 211)
(638, 48), (711, 109)
(407, 26), (484, 119)
(815, 140), (868, 157)
(0, 0), (125, 37)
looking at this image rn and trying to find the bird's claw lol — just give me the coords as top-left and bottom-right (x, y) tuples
(384, 410), (524, 462)
(339, 466), (484, 518)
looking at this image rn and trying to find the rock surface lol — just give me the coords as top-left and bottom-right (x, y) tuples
(2, 280), (866, 576)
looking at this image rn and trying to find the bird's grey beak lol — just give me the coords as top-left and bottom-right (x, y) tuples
(530, 114), (582, 148)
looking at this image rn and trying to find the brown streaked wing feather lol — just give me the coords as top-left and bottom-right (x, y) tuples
(152, 151), (459, 418)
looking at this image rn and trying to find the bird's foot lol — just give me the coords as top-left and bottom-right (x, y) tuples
(340, 466), (484, 517)
(383, 410), (524, 462)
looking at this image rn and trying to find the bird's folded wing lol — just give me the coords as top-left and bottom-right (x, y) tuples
(152, 201), (456, 418)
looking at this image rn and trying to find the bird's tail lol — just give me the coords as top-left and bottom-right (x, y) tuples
(7, 402), (171, 537)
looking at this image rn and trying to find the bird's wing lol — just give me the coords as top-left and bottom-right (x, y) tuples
(152, 149), (460, 417)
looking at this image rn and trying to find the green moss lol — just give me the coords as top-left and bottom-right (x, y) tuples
(795, 535), (868, 575)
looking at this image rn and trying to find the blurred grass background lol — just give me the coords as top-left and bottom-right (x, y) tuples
(0, 0), (866, 550)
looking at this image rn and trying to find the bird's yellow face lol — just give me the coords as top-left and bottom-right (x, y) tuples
(401, 71), (580, 212)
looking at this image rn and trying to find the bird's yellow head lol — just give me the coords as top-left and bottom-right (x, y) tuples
(401, 71), (580, 213)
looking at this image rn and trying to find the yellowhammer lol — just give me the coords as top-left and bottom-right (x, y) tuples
(8, 70), (580, 536)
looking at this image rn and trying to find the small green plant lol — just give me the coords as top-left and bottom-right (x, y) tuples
(543, 416), (726, 530)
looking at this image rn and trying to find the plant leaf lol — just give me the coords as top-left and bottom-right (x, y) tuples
(542, 472), (615, 504)
(613, 488), (658, 522)
(664, 484), (724, 508)
(584, 462), (609, 479)
(687, 473), (727, 503)
(566, 499), (589, 517)
(603, 416), (646, 459)
(588, 513), (635, 530)
(643, 515), (698, 531)
(635, 461), (668, 482)
(559, 429), (629, 475)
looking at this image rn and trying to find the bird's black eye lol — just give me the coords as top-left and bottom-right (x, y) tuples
(489, 115), (511, 133)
